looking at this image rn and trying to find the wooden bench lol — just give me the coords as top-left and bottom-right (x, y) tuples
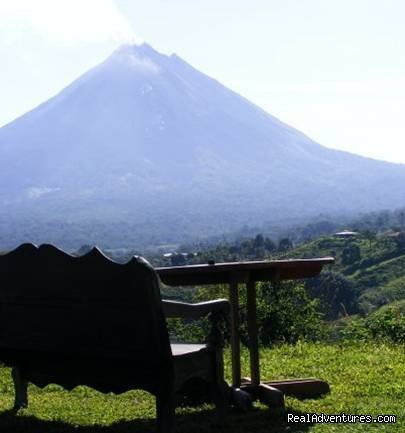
(0, 243), (230, 432)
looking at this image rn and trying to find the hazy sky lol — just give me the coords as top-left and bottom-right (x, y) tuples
(1, 0), (404, 163)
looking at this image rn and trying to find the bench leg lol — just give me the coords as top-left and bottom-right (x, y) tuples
(156, 391), (174, 433)
(11, 367), (28, 410)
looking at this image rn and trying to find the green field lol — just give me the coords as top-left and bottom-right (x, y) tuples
(1, 342), (403, 432)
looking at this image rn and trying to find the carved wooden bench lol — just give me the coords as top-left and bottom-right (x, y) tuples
(0, 243), (230, 432)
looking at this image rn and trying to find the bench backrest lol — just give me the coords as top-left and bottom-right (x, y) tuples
(0, 243), (173, 394)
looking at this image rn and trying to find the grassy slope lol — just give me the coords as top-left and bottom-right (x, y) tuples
(287, 234), (405, 308)
(348, 255), (405, 290)
(0, 342), (403, 432)
(362, 276), (405, 307)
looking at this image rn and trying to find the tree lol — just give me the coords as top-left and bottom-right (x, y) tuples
(362, 230), (376, 248)
(341, 244), (361, 265)
(193, 281), (325, 345)
(278, 237), (293, 252)
(306, 271), (358, 320)
(251, 281), (325, 345)
(264, 237), (276, 252)
(253, 234), (265, 248)
(170, 253), (186, 266)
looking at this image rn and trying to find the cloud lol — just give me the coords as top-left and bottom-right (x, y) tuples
(0, 0), (140, 46)
(114, 45), (161, 74)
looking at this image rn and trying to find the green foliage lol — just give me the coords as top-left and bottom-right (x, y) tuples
(337, 316), (371, 341)
(306, 271), (358, 320)
(338, 301), (405, 344)
(252, 281), (325, 345)
(166, 317), (209, 343)
(187, 234), (278, 264)
(341, 244), (361, 265)
(169, 253), (188, 266)
(278, 237), (293, 252)
(366, 301), (405, 343)
(349, 254), (405, 298)
(192, 281), (325, 346)
(289, 230), (405, 315)
(358, 275), (405, 313)
(157, 227), (405, 343)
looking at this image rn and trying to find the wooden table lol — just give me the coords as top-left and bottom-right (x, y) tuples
(156, 257), (334, 406)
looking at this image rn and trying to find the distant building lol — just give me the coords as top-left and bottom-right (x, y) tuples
(162, 251), (196, 258)
(334, 230), (358, 238)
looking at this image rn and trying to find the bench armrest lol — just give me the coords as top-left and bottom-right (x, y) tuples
(162, 299), (230, 319)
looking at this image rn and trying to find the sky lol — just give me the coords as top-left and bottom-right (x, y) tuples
(1, 0), (404, 164)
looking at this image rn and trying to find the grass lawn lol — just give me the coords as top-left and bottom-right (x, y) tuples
(0, 341), (404, 432)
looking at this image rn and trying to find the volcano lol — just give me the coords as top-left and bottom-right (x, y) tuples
(1, 43), (405, 248)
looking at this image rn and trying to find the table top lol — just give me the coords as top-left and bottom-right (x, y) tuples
(156, 257), (334, 286)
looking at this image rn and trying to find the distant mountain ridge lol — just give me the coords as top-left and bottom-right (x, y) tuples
(1, 43), (405, 248)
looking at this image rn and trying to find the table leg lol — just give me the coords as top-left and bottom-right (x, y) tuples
(228, 280), (241, 387)
(246, 280), (260, 386)
(243, 280), (285, 408)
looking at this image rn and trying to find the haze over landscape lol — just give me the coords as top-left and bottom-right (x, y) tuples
(1, 42), (405, 248)
(1, 1), (405, 249)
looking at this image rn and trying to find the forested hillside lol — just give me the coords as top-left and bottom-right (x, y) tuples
(135, 209), (405, 345)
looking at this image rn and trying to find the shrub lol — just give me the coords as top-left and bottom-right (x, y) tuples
(253, 281), (326, 345)
(189, 281), (326, 346)
(336, 302), (405, 344)
(336, 316), (371, 341)
(366, 302), (405, 344)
